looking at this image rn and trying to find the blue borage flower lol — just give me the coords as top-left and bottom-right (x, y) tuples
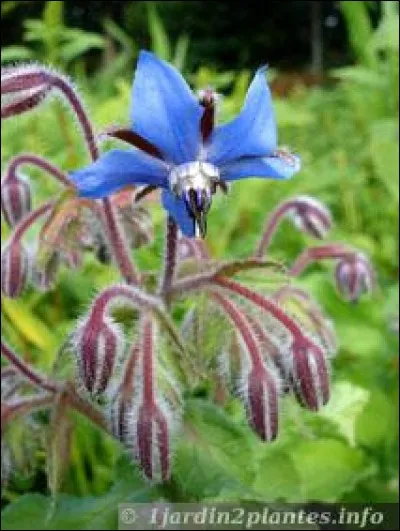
(70, 51), (301, 238)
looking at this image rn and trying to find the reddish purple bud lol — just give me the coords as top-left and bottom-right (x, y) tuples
(1, 175), (32, 228)
(244, 366), (280, 441)
(335, 253), (374, 302)
(126, 317), (173, 482)
(109, 343), (140, 441)
(291, 338), (330, 411)
(1, 65), (51, 120)
(74, 314), (124, 395)
(1, 241), (30, 298)
(134, 402), (171, 482)
(288, 196), (332, 239)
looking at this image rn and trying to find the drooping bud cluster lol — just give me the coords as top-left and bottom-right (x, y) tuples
(74, 310), (124, 396)
(212, 278), (333, 429)
(1, 173), (32, 228)
(1, 241), (30, 298)
(335, 253), (374, 302)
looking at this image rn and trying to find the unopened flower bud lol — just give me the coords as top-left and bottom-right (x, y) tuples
(1, 241), (30, 298)
(1, 175), (32, 228)
(335, 253), (374, 302)
(288, 196), (332, 239)
(244, 366), (280, 441)
(108, 343), (140, 441)
(74, 314), (124, 395)
(1, 65), (52, 119)
(133, 402), (171, 482)
(291, 338), (330, 411)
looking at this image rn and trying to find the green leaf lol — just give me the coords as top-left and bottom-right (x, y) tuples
(340, 1), (377, 68)
(369, 119), (399, 202)
(252, 448), (303, 502)
(370, 1), (399, 52)
(147, 3), (171, 61)
(173, 34), (189, 71)
(103, 18), (136, 51)
(2, 297), (58, 354)
(1, 45), (33, 62)
(291, 438), (373, 501)
(355, 389), (394, 448)
(1, 458), (162, 530)
(331, 66), (386, 88)
(319, 381), (370, 446)
(1, 1), (19, 16)
(173, 399), (257, 499)
(43, 0), (63, 30)
(60, 33), (105, 63)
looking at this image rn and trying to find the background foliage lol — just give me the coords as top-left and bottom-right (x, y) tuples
(1, 1), (399, 529)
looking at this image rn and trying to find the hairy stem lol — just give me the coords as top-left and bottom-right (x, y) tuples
(48, 71), (139, 285)
(173, 273), (304, 339)
(64, 384), (109, 432)
(2, 394), (55, 430)
(214, 277), (303, 337)
(1, 340), (59, 393)
(289, 244), (351, 276)
(5, 153), (72, 187)
(49, 74), (99, 161)
(11, 201), (55, 243)
(90, 285), (187, 357)
(169, 258), (285, 297)
(211, 292), (265, 371)
(159, 216), (178, 300)
(255, 201), (296, 257)
(101, 198), (139, 284)
(142, 315), (155, 405)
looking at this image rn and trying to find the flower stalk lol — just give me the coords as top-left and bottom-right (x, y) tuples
(159, 216), (178, 300)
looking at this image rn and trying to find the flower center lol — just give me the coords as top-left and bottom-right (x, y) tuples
(169, 161), (220, 238)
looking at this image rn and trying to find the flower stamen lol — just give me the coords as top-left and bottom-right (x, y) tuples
(169, 161), (220, 237)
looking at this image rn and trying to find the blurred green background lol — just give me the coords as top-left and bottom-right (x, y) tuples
(1, 1), (399, 528)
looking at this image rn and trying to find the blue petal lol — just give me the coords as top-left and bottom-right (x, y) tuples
(161, 189), (195, 237)
(206, 67), (277, 167)
(220, 153), (301, 182)
(131, 51), (203, 165)
(70, 149), (169, 198)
